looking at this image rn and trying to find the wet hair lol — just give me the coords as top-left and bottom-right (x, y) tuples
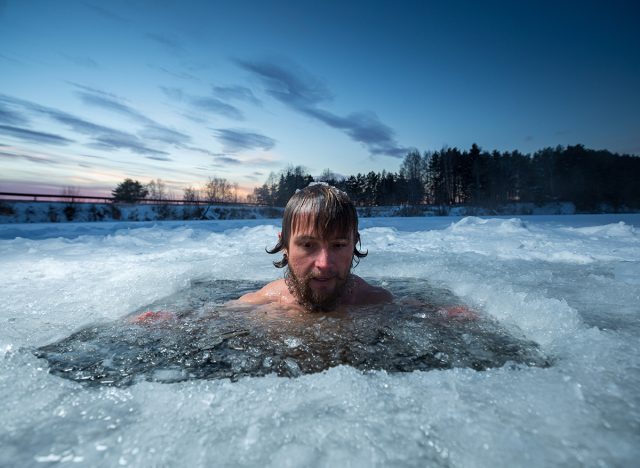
(267, 182), (367, 268)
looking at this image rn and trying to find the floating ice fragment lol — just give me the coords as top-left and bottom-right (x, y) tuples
(284, 358), (301, 377)
(284, 337), (302, 348)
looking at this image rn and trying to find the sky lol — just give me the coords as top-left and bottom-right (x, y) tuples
(1, 0), (639, 198)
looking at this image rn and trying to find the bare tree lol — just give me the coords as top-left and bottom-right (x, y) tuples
(183, 186), (200, 203)
(146, 178), (167, 201)
(61, 186), (80, 202)
(203, 176), (233, 203)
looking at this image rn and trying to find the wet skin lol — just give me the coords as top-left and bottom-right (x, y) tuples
(238, 228), (393, 310)
(287, 228), (353, 303)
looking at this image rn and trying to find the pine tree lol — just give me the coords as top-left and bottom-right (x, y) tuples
(112, 179), (148, 203)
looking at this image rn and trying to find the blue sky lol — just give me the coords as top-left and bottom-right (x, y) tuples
(1, 0), (638, 197)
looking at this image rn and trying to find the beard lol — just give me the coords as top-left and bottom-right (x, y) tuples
(285, 267), (351, 312)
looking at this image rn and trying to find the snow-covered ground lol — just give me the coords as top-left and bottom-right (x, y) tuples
(1, 214), (639, 467)
(0, 200), (585, 224)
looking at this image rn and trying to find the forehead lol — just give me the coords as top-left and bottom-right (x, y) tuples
(289, 212), (353, 240)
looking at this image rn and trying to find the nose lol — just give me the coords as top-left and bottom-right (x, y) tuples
(314, 247), (334, 270)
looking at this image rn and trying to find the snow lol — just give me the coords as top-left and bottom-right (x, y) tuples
(1, 214), (639, 467)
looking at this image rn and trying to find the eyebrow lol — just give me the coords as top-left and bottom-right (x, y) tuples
(293, 235), (350, 242)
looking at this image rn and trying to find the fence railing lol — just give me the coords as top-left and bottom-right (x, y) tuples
(0, 192), (269, 206)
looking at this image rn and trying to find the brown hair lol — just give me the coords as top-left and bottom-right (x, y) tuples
(267, 183), (367, 268)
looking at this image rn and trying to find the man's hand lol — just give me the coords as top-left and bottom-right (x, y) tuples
(438, 305), (478, 321)
(129, 310), (175, 324)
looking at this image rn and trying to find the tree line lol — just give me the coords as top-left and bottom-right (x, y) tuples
(248, 144), (640, 211)
(112, 177), (240, 204)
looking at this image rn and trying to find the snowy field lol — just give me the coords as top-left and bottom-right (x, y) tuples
(1, 214), (639, 467)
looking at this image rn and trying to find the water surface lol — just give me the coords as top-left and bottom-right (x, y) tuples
(35, 279), (549, 386)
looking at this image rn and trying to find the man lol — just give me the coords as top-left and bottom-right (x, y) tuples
(239, 182), (393, 312)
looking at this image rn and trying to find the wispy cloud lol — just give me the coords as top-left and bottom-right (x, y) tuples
(150, 65), (200, 82)
(244, 171), (264, 181)
(0, 53), (25, 66)
(61, 54), (100, 69)
(0, 150), (60, 165)
(214, 128), (276, 153)
(215, 156), (242, 165)
(144, 154), (172, 161)
(146, 32), (186, 57)
(160, 86), (185, 101)
(0, 124), (73, 146)
(213, 85), (262, 106)
(73, 84), (154, 124)
(161, 85), (244, 120)
(0, 102), (29, 126)
(139, 125), (190, 146)
(0, 93), (169, 157)
(245, 157), (280, 167)
(82, 2), (129, 23)
(72, 84), (191, 146)
(191, 96), (244, 120)
(236, 58), (408, 158)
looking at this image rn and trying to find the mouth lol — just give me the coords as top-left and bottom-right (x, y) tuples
(310, 276), (336, 286)
(311, 276), (334, 282)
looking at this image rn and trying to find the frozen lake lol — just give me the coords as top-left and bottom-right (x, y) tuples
(1, 214), (639, 467)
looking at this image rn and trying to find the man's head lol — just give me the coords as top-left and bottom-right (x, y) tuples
(268, 182), (367, 311)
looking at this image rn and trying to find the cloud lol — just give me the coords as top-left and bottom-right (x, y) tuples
(139, 125), (190, 145)
(0, 93), (168, 156)
(183, 145), (224, 157)
(72, 83), (154, 124)
(213, 85), (262, 106)
(215, 156), (242, 165)
(0, 124), (74, 146)
(214, 128), (276, 152)
(161, 85), (245, 120)
(243, 172), (263, 181)
(237, 59), (331, 107)
(146, 33), (186, 56)
(245, 157), (280, 167)
(160, 86), (185, 101)
(0, 150), (60, 165)
(61, 54), (99, 69)
(191, 96), (244, 120)
(144, 154), (172, 161)
(150, 65), (200, 82)
(0, 103), (29, 126)
(236, 58), (408, 158)
(90, 137), (168, 157)
(0, 53), (25, 66)
(72, 84), (191, 146)
(82, 2), (129, 23)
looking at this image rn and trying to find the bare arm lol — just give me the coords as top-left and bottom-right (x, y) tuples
(236, 279), (290, 305)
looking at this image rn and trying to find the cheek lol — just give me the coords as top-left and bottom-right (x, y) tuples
(287, 248), (309, 267)
(337, 249), (354, 267)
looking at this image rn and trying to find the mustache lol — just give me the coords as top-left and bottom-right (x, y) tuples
(303, 271), (347, 281)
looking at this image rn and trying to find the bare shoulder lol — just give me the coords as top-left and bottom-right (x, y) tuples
(351, 275), (393, 305)
(237, 279), (289, 305)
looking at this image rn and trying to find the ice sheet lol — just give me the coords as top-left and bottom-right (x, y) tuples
(1, 214), (639, 467)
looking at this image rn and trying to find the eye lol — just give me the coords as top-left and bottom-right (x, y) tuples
(296, 239), (316, 249)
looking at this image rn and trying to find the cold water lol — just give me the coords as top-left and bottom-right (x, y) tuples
(35, 279), (549, 386)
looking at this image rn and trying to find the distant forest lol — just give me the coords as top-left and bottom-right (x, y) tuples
(248, 144), (640, 210)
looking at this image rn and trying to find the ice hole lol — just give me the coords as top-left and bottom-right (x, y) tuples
(34, 279), (550, 386)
